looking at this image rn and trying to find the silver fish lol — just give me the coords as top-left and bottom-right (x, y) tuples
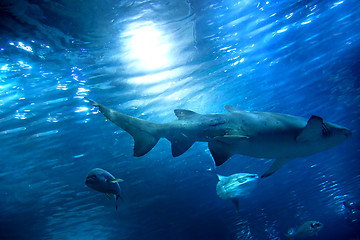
(216, 173), (258, 212)
(85, 168), (124, 210)
(285, 221), (323, 239)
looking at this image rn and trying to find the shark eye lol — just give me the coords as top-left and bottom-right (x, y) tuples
(322, 123), (331, 137)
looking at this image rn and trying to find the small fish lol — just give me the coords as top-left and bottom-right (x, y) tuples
(85, 168), (124, 210)
(344, 200), (360, 211)
(343, 201), (360, 234)
(285, 221), (323, 239)
(216, 173), (259, 212)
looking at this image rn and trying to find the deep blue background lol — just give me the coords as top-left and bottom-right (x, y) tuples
(0, 0), (359, 239)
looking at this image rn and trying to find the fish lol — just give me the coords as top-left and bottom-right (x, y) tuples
(285, 221), (323, 239)
(85, 168), (124, 210)
(216, 173), (258, 212)
(344, 200), (360, 211)
(85, 98), (351, 178)
(344, 200), (360, 234)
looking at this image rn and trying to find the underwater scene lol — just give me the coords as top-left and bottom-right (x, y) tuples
(0, 0), (359, 239)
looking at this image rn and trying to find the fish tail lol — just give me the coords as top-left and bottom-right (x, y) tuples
(86, 98), (161, 157)
(231, 198), (240, 213)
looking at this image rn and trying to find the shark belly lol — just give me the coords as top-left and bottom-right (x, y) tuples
(229, 137), (321, 159)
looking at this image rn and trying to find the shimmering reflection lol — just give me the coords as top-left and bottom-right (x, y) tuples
(9, 41), (33, 53)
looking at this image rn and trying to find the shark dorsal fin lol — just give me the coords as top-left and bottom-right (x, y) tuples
(224, 105), (245, 112)
(296, 115), (324, 142)
(174, 109), (199, 120)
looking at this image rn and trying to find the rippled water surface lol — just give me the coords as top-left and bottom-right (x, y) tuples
(1, 0), (360, 239)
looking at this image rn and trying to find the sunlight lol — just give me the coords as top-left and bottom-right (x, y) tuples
(123, 22), (171, 72)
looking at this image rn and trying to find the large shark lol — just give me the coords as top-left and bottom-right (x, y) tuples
(85, 98), (351, 178)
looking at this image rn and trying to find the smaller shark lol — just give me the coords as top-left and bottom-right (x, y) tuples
(85, 168), (124, 210)
(85, 98), (351, 177)
(216, 173), (259, 212)
(285, 221), (323, 239)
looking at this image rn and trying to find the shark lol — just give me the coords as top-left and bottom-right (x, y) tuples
(85, 98), (351, 178)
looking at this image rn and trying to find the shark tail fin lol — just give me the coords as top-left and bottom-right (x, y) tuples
(86, 98), (161, 156)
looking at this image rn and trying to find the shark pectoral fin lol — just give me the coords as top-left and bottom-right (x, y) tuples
(133, 131), (159, 156)
(169, 134), (195, 157)
(261, 158), (293, 178)
(296, 115), (324, 142)
(105, 193), (112, 200)
(208, 141), (233, 166)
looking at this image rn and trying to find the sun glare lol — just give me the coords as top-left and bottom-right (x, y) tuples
(124, 22), (171, 71)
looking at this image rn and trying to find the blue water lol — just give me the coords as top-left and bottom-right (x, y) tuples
(0, 0), (359, 239)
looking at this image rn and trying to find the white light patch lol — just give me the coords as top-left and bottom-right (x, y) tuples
(75, 107), (89, 113)
(1, 64), (9, 71)
(301, 20), (312, 25)
(277, 27), (288, 34)
(124, 22), (171, 71)
(17, 42), (33, 53)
